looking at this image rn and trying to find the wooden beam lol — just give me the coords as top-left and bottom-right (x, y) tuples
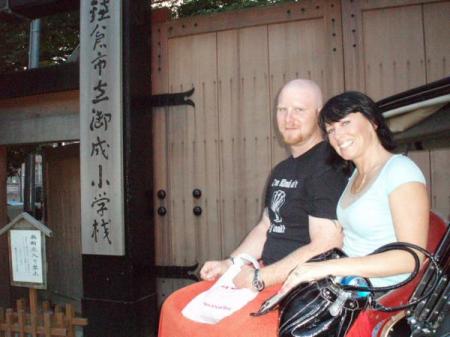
(0, 63), (78, 100)
(2, 0), (79, 19)
(0, 90), (79, 145)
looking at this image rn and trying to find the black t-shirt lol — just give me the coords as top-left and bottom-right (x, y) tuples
(261, 142), (347, 265)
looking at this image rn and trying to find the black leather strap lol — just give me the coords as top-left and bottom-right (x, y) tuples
(339, 242), (441, 312)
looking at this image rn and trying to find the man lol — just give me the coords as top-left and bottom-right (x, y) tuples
(158, 79), (347, 337)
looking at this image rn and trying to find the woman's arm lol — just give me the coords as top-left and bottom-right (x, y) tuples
(280, 181), (429, 294)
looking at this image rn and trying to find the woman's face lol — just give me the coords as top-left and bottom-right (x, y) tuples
(325, 112), (379, 161)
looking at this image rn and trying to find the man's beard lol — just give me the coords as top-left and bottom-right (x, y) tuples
(282, 132), (305, 145)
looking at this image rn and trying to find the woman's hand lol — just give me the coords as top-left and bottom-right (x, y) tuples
(279, 262), (329, 295)
(200, 259), (231, 281)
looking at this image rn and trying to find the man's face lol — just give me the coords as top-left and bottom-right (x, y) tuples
(276, 86), (320, 146)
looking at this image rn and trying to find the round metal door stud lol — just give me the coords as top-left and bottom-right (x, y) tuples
(157, 189), (166, 199)
(193, 206), (202, 216)
(157, 207), (167, 216)
(192, 189), (202, 199)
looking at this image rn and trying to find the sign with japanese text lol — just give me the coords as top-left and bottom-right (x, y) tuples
(80, 0), (125, 255)
(10, 230), (44, 284)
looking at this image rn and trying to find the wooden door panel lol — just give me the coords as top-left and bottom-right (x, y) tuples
(217, 29), (244, 256)
(238, 25), (272, 236)
(423, 2), (450, 82)
(44, 144), (82, 310)
(361, 5), (426, 100)
(342, 0), (449, 95)
(167, 33), (220, 265)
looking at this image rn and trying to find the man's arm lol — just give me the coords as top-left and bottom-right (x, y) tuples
(233, 215), (343, 288)
(199, 210), (270, 280)
(229, 209), (271, 258)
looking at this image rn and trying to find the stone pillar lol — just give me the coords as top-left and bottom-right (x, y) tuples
(81, 1), (155, 336)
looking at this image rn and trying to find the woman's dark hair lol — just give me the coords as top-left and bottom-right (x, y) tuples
(319, 91), (396, 151)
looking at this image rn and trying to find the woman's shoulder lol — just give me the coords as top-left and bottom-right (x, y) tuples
(384, 154), (423, 173)
(382, 154), (426, 193)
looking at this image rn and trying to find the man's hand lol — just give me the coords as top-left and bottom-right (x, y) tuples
(200, 259), (231, 281)
(232, 265), (255, 289)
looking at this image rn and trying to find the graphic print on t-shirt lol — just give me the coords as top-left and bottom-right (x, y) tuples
(270, 190), (286, 223)
(268, 178), (299, 234)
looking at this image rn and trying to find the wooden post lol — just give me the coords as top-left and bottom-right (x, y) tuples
(0, 146), (6, 224)
(65, 304), (74, 337)
(17, 308), (25, 337)
(42, 300), (50, 312)
(0, 146), (11, 308)
(29, 288), (38, 315)
(29, 288), (38, 337)
(44, 312), (51, 337)
(5, 308), (13, 337)
(16, 298), (25, 311)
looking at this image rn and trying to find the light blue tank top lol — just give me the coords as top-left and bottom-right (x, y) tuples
(337, 154), (426, 287)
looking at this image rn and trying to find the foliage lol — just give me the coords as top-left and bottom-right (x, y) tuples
(7, 146), (36, 177)
(39, 11), (79, 67)
(0, 20), (29, 73)
(0, 11), (79, 74)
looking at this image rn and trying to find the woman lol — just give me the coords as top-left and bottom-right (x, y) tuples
(279, 91), (429, 334)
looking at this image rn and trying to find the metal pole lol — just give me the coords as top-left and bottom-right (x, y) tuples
(23, 153), (36, 215)
(23, 19), (41, 215)
(28, 19), (41, 69)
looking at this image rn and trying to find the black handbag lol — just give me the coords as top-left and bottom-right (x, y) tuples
(252, 242), (441, 337)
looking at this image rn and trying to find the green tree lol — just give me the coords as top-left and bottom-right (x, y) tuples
(0, 20), (29, 73)
(152, 0), (294, 18)
(0, 11), (79, 74)
(180, 0), (293, 17)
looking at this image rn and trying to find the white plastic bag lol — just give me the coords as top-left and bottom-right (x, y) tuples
(181, 254), (260, 324)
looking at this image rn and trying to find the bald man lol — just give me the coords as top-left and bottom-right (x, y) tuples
(158, 79), (348, 337)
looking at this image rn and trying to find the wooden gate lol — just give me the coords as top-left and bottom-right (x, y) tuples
(151, 0), (450, 303)
(152, 0), (345, 300)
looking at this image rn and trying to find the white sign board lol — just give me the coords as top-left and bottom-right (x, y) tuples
(80, 0), (125, 255)
(10, 230), (43, 284)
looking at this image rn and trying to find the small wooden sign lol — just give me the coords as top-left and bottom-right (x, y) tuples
(0, 212), (52, 289)
(10, 229), (44, 284)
